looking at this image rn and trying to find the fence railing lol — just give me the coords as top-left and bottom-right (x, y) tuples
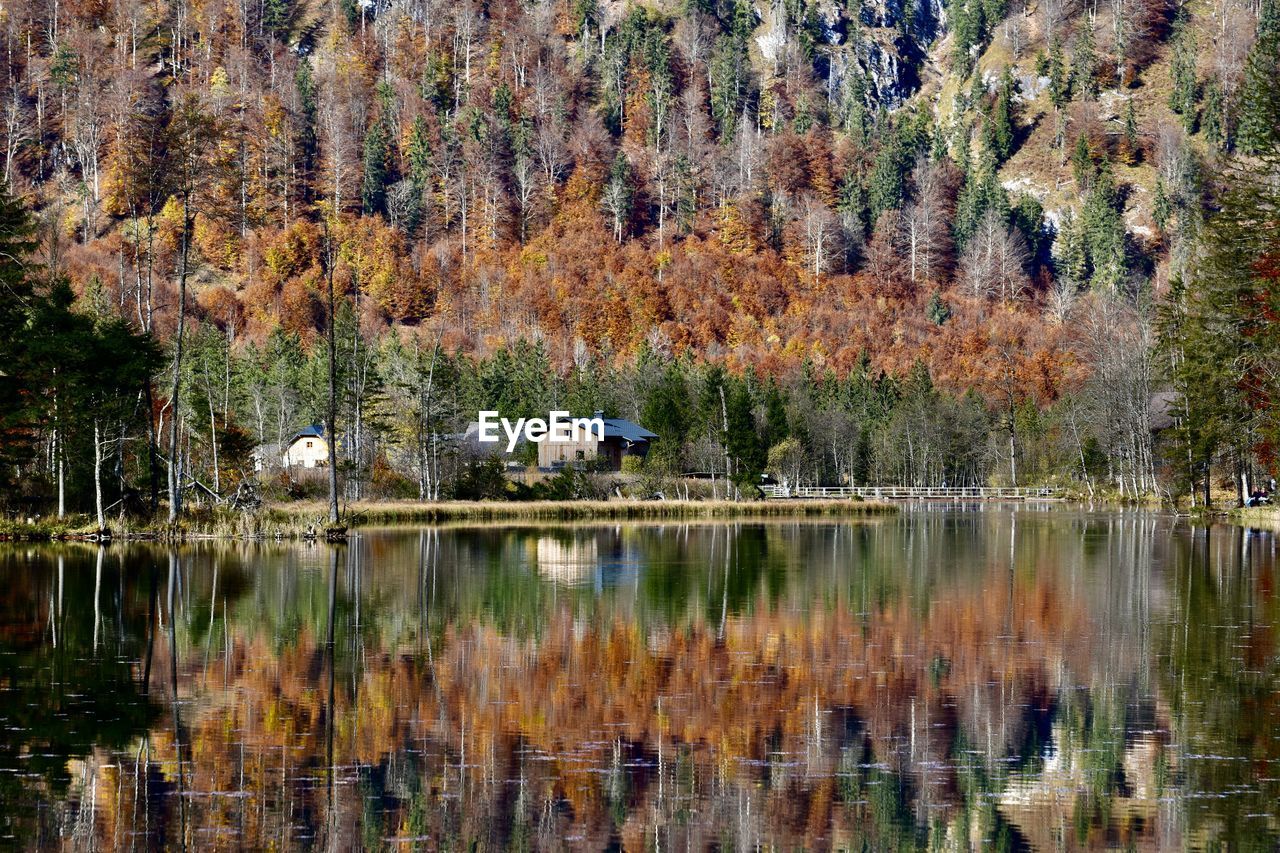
(760, 485), (1062, 501)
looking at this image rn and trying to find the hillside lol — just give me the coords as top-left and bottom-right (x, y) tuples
(1, 0), (1278, 513)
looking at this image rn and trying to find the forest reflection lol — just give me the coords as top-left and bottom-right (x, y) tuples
(1, 509), (1277, 850)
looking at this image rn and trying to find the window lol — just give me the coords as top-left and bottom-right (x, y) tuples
(306, 440), (314, 448)
(575, 450), (585, 460)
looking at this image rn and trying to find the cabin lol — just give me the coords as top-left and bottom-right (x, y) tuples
(282, 425), (331, 469)
(538, 413), (657, 472)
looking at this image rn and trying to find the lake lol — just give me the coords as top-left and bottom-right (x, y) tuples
(1, 507), (1277, 849)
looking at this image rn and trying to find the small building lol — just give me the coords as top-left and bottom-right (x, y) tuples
(538, 413), (657, 472)
(251, 442), (281, 473)
(282, 425), (331, 469)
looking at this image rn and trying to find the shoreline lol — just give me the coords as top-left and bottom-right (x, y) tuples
(1232, 506), (1280, 532)
(0, 497), (899, 542)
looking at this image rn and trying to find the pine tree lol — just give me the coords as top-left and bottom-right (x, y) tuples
(762, 380), (789, 449)
(1153, 177), (1172, 232)
(641, 364), (691, 471)
(407, 115), (431, 190)
(1071, 134), (1094, 191)
(1119, 98), (1140, 164)
(1237, 7), (1280, 154)
(1071, 24), (1098, 101)
(868, 137), (906, 221)
(262, 0), (291, 37)
(1158, 147), (1280, 497)
(1047, 38), (1070, 109)
(841, 66), (869, 144)
(926, 289), (952, 324)
(1169, 13), (1199, 133)
(1012, 193), (1045, 261)
(0, 181), (39, 482)
(723, 380), (765, 490)
(296, 60), (319, 200)
(989, 67), (1016, 163)
(1201, 83), (1228, 151)
(361, 120), (390, 216)
(1056, 209), (1089, 284)
(1082, 160), (1126, 291)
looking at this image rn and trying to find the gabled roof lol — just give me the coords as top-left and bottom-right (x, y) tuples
(601, 418), (658, 443)
(287, 424), (326, 444)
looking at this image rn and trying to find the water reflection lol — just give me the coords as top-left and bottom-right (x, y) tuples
(0, 509), (1277, 849)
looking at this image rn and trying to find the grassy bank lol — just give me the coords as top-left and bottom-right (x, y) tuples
(1232, 506), (1280, 532)
(282, 497), (899, 526)
(2, 497), (897, 541)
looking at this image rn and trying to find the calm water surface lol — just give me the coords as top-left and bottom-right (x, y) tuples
(1, 507), (1278, 850)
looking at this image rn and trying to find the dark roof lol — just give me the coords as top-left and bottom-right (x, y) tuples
(602, 418), (658, 443)
(288, 424), (325, 443)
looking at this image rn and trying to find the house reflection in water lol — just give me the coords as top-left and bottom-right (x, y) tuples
(532, 529), (642, 589)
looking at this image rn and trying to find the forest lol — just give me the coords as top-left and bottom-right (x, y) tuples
(0, 0), (1278, 520)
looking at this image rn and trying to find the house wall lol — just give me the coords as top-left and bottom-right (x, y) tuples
(536, 424), (601, 469)
(283, 437), (330, 469)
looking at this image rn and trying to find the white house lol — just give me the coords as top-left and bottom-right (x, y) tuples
(282, 425), (331, 469)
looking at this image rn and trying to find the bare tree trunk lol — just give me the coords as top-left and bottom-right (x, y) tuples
(325, 224), (340, 526)
(208, 397), (220, 494)
(167, 193), (191, 523)
(55, 389), (66, 517)
(719, 386), (734, 500)
(94, 417), (105, 532)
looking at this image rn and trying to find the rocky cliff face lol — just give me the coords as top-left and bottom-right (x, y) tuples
(752, 0), (947, 110)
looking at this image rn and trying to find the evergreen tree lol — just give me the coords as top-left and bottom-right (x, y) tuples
(1158, 147), (1280, 499)
(361, 120), (390, 216)
(953, 148), (1009, 247)
(926, 290), (952, 324)
(641, 364), (691, 471)
(1237, 6), (1280, 154)
(762, 380), (789, 449)
(868, 136), (907, 220)
(841, 65), (869, 143)
(1169, 13), (1199, 133)
(296, 60), (319, 199)
(407, 115), (431, 191)
(1047, 38), (1070, 110)
(262, 0), (291, 37)
(1082, 159), (1126, 291)
(709, 33), (750, 141)
(1071, 24), (1098, 101)
(1056, 209), (1088, 284)
(0, 183), (40, 484)
(989, 67), (1017, 163)
(723, 380), (765, 490)
(1012, 193), (1045, 262)
(1071, 134), (1094, 190)
(1120, 98), (1140, 164)
(1201, 83), (1228, 151)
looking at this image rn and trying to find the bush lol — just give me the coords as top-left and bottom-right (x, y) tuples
(532, 467), (610, 500)
(449, 456), (513, 501)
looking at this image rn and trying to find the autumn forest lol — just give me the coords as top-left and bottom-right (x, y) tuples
(2, 0), (1280, 518)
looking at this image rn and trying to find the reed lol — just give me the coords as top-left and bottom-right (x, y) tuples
(278, 497), (898, 525)
(1233, 506), (1280, 532)
(2, 498), (897, 541)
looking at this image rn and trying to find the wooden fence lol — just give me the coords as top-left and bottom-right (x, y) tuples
(760, 485), (1062, 501)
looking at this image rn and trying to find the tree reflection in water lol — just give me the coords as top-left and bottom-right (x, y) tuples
(0, 509), (1276, 849)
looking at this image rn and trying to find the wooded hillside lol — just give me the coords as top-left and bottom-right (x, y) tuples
(1, 0), (1278, 513)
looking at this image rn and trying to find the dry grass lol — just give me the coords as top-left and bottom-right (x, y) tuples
(277, 498), (899, 526)
(2, 498), (897, 541)
(1234, 506), (1280, 532)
